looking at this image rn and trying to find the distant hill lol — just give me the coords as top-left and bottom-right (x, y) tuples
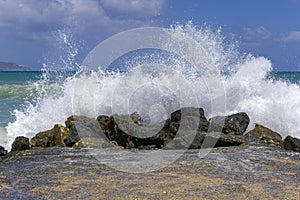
(0, 62), (31, 71)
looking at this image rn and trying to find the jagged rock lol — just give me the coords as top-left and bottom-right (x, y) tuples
(161, 107), (209, 146)
(11, 136), (30, 151)
(283, 136), (300, 152)
(30, 124), (68, 148)
(97, 115), (116, 141)
(114, 114), (165, 148)
(169, 107), (209, 132)
(0, 145), (7, 156)
(97, 115), (134, 148)
(208, 112), (250, 135)
(73, 137), (115, 149)
(65, 115), (111, 147)
(97, 114), (163, 149)
(245, 124), (283, 147)
(98, 108), (210, 149)
(130, 112), (143, 125)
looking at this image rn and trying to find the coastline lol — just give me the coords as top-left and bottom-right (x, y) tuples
(0, 145), (299, 199)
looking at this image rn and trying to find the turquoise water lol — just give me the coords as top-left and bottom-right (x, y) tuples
(0, 71), (75, 128)
(0, 72), (41, 128)
(269, 71), (300, 84)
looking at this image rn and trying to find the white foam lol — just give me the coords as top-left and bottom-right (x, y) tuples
(4, 23), (300, 150)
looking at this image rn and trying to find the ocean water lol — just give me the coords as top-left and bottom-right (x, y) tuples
(1, 24), (300, 150)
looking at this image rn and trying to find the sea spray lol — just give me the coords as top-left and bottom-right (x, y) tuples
(4, 23), (300, 150)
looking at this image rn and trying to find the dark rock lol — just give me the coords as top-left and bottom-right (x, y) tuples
(0, 145), (7, 156)
(97, 114), (133, 148)
(96, 107), (213, 149)
(130, 107), (209, 149)
(283, 136), (300, 152)
(130, 107), (208, 149)
(169, 107), (209, 132)
(97, 115), (116, 141)
(201, 132), (245, 148)
(30, 124), (68, 148)
(161, 107), (209, 147)
(65, 115), (111, 147)
(245, 124), (283, 147)
(208, 112), (250, 135)
(97, 114), (163, 149)
(164, 131), (206, 149)
(130, 112), (143, 125)
(11, 136), (30, 151)
(165, 131), (245, 150)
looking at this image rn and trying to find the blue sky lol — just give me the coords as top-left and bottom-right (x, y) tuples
(0, 0), (300, 71)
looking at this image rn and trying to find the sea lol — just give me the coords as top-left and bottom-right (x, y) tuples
(1, 24), (300, 150)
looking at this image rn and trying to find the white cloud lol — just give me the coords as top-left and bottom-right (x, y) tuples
(0, 0), (165, 40)
(101, 0), (165, 17)
(282, 31), (300, 43)
(243, 26), (272, 41)
(0, 0), (108, 30)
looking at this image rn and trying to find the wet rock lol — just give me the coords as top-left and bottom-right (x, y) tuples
(161, 107), (209, 146)
(201, 132), (245, 148)
(97, 114), (164, 149)
(73, 137), (115, 149)
(100, 110), (206, 149)
(283, 136), (300, 152)
(97, 115), (116, 141)
(127, 107), (209, 149)
(130, 112), (143, 125)
(165, 131), (245, 149)
(245, 124), (282, 147)
(208, 112), (250, 135)
(97, 114), (133, 148)
(170, 107), (209, 132)
(163, 131), (206, 149)
(0, 145), (7, 156)
(30, 124), (68, 148)
(65, 115), (111, 147)
(11, 136), (30, 151)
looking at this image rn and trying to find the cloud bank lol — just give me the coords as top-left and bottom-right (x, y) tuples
(0, 0), (166, 40)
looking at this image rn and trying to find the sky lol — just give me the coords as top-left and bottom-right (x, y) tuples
(0, 0), (300, 71)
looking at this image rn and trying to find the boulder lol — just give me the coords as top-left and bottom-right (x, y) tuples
(283, 136), (300, 152)
(245, 124), (283, 147)
(201, 132), (245, 148)
(97, 114), (163, 149)
(30, 124), (68, 148)
(130, 112), (143, 125)
(169, 107), (209, 132)
(97, 115), (116, 141)
(161, 107), (209, 146)
(0, 145), (7, 156)
(105, 108), (209, 149)
(97, 114), (134, 148)
(208, 112), (250, 135)
(11, 136), (30, 151)
(65, 115), (111, 147)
